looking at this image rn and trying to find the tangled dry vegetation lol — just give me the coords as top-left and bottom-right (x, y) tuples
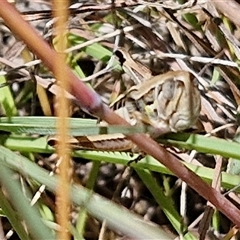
(1, 0), (240, 239)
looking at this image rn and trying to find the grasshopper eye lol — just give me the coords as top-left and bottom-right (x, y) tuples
(192, 78), (199, 87)
(115, 50), (126, 66)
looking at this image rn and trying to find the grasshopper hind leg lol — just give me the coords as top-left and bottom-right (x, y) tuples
(127, 152), (146, 166)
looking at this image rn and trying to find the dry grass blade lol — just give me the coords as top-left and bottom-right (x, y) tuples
(52, 0), (71, 239)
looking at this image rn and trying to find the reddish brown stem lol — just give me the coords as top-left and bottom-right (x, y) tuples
(0, 0), (240, 227)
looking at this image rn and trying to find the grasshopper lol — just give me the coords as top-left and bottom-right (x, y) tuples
(48, 49), (201, 151)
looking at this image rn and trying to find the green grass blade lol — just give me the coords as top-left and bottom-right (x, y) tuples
(0, 76), (17, 117)
(2, 134), (240, 191)
(136, 168), (196, 239)
(160, 133), (240, 160)
(0, 163), (55, 239)
(0, 146), (172, 239)
(0, 188), (30, 240)
(75, 161), (101, 239)
(0, 116), (152, 135)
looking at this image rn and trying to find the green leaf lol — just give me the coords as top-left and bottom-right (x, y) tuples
(182, 13), (201, 31)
